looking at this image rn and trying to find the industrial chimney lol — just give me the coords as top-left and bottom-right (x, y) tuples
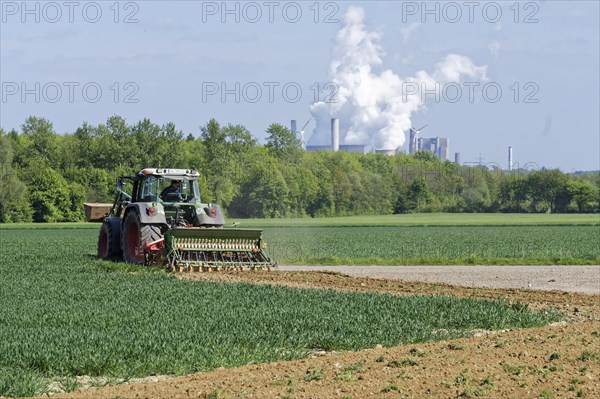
(331, 118), (340, 152)
(508, 146), (513, 171)
(291, 120), (297, 132)
(454, 152), (461, 165)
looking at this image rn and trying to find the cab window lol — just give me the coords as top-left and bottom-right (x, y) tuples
(140, 176), (160, 202)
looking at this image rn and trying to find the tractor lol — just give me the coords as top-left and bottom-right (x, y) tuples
(97, 168), (275, 271)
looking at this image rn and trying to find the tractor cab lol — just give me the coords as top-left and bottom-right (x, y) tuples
(131, 169), (213, 227)
(136, 174), (200, 205)
(133, 168), (201, 204)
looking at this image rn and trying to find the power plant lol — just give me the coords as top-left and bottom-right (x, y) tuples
(303, 118), (368, 154)
(294, 118), (510, 166)
(300, 118), (449, 158)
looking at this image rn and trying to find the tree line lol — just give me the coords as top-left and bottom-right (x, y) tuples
(0, 116), (598, 222)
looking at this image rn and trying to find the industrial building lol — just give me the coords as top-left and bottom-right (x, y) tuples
(417, 136), (449, 161)
(339, 145), (366, 154)
(297, 118), (367, 154)
(305, 145), (333, 152)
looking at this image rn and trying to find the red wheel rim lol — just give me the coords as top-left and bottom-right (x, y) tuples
(99, 230), (108, 256)
(128, 221), (140, 260)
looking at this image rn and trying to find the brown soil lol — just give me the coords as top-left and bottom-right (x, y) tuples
(36, 271), (600, 399)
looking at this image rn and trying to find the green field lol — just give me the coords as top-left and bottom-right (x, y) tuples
(2, 213), (599, 265)
(265, 225), (600, 265)
(231, 213), (600, 227)
(238, 214), (600, 265)
(0, 222), (566, 397)
(2, 213), (598, 230)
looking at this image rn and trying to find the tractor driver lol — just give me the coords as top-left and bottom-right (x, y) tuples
(160, 180), (186, 201)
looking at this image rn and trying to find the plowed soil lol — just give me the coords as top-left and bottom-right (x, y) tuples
(37, 270), (600, 399)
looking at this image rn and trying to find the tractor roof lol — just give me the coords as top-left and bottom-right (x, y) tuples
(138, 168), (200, 179)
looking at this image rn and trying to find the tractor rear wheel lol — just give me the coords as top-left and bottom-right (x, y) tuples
(122, 211), (163, 264)
(98, 220), (121, 259)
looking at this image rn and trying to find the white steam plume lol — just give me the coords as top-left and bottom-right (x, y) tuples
(309, 6), (488, 150)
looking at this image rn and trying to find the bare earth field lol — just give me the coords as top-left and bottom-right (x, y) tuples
(283, 266), (600, 294)
(36, 267), (600, 399)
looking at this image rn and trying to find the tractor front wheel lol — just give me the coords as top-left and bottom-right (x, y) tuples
(122, 211), (163, 264)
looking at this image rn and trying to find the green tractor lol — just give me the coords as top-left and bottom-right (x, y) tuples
(97, 168), (275, 271)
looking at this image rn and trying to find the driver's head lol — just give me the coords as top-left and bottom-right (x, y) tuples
(172, 180), (181, 187)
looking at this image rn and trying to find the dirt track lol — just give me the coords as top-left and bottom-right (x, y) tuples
(282, 265), (600, 294)
(35, 268), (600, 399)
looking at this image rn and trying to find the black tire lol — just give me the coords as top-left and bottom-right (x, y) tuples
(122, 211), (163, 264)
(97, 221), (121, 259)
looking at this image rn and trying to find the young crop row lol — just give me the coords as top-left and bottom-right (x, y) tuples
(263, 225), (600, 265)
(0, 228), (563, 397)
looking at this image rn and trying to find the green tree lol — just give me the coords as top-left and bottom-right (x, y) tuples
(569, 179), (599, 212)
(305, 155), (334, 217)
(0, 136), (31, 222)
(265, 123), (302, 164)
(72, 122), (95, 168)
(63, 167), (114, 203)
(223, 123), (257, 151)
(20, 116), (58, 165)
(234, 160), (289, 218)
(498, 174), (529, 212)
(154, 122), (185, 167)
(395, 177), (432, 213)
(460, 167), (493, 212)
(181, 136), (206, 171)
(200, 119), (234, 205)
(131, 118), (162, 166)
(222, 123), (259, 200)
(413, 150), (435, 162)
(410, 177), (433, 212)
(88, 115), (133, 170)
(130, 119), (185, 167)
(527, 169), (571, 213)
(24, 163), (85, 222)
(363, 172), (394, 214)
(289, 165), (320, 217)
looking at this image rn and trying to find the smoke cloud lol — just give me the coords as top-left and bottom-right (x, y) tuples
(308, 6), (488, 150)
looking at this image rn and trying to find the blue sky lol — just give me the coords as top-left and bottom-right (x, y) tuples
(1, 1), (598, 171)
